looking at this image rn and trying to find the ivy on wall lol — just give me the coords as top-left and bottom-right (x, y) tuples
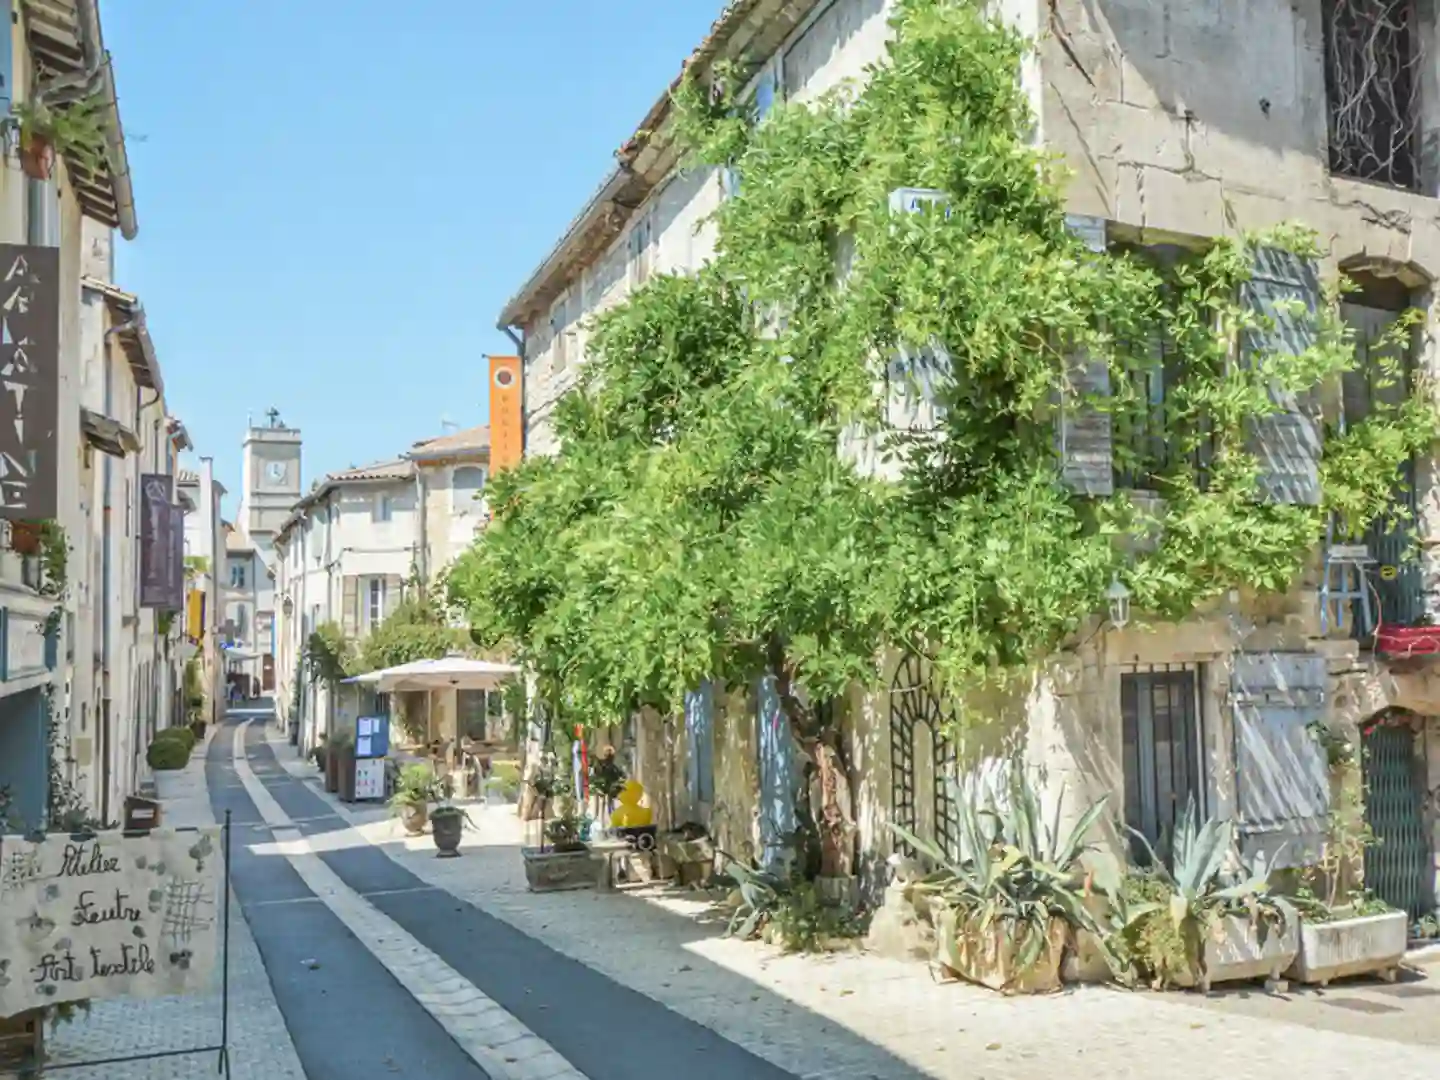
(447, 0), (1433, 737)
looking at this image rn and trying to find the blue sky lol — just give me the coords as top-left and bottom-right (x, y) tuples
(103, 0), (721, 516)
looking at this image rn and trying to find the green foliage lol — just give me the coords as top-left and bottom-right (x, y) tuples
(446, 0), (1431, 732)
(184, 555), (210, 575)
(356, 591), (468, 674)
(306, 622), (354, 686)
(11, 93), (112, 175)
(720, 858), (867, 951)
(147, 733), (191, 771)
(389, 763), (444, 812)
(588, 745), (626, 802)
(543, 794), (586, 852)
(1121, 801), (1286, 988)
(893, 760), (1114, 980)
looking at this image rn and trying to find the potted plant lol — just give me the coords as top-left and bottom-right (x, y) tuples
(1284, 756), (1406, 985)
(892, 759), (1114, 994)
(9, 95), (110, 181)
(324, 731), (351, 794)
(521, 792), (597, 892)
(310, 744), (328, 774)
(1122, 802), (1295, 992)
(388, 764), (441, 837)
(588, 744), (626, 832)
(430, 803), (473, 858)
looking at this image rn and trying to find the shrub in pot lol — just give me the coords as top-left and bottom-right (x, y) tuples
(388, 764), (442, 836)
(892, 758), (1115, 994)
(146, 734), (190, 772)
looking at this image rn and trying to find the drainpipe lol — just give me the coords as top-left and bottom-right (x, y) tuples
(414, 466), (427, 585)
(500, 325), (527, 458)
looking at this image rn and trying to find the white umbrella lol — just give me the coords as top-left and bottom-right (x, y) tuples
(345, 656), (519, 693)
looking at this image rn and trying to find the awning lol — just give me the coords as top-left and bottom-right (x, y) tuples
(81, 407), (139, 457)
(344, 656), (520, 693)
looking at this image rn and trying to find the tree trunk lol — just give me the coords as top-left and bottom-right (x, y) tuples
(767, 638), (856, 881)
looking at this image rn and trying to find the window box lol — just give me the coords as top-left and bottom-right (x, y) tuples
(1375, 624), (1440, 658)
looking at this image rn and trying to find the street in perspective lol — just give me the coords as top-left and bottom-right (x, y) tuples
(5, 1), (1440, 1078)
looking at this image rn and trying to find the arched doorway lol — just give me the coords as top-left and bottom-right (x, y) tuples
(1362, 709), (1432, 918)
(889, 653), (958, 858)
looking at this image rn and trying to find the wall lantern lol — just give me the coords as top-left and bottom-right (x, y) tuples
(1106, 576), (1131, 631)
(282, 596), (294, 617)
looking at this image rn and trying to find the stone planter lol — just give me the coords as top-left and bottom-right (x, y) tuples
(431, 811), (465, 858)
(522, 846), (599, 892)
(657, 834), (714, 886)
(1173, 909), (1300, 993)
(934, 907), (1067, 994)
(1285, 909), (1407, 986)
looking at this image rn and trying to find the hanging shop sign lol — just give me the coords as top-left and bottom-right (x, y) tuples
(0, 827), (222, 1015)
(0, 245), (60, 520)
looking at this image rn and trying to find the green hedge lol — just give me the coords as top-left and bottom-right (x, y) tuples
(147, 735), (191, 771)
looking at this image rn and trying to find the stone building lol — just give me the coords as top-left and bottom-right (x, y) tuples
(498, 0), (1440, 915)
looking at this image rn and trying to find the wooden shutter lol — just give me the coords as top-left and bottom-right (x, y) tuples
(1242, 246), (1323, 505)
(341, 575), (358, 638)
(755, 674), (799, 870)
(1231, 652), (1329, 870)
(1056, 215), (1114, 496)
(383, 574), (402, 619)
(684, 682), (715, 813)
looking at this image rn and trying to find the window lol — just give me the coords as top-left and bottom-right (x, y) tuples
(1323, 0), (1423, 190)
(230, 562), (247, 589)
(452, 466), (486, 513)
(373, 493), (393, 523)
(367, 577), (385, 629)
(235, 605), (248, 639)
(458, 689), (491, 741)
(627, 214), (653, 288)
(1121, 665), (1205, 864)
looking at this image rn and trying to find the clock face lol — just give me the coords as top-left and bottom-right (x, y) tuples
(266, 461), (288, 483)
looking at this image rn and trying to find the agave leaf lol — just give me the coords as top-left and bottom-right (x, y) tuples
(1169, 892), (1190, 928)
(1056, 796), (1109, 869)
(889, 823), (956, 873)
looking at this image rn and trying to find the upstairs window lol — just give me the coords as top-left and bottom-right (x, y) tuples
(1323, 0), (1423, 190)
(452, 466), (486, 514)
(373, 493), (393, 523)
(230, 562), (247, 589)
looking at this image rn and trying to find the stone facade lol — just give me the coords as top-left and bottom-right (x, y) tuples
(502, 0), (1440, 912)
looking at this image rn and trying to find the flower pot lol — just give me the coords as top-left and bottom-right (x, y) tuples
(521, 845), (599, 892)
(1375, 624), (1440, 658)
(1172, 908), (1300, 992)
(7, 521), (42, 556)
(399, 803), (428, 837)
(432, 812), (464, 858)
(324, 748), (341, 793)
(19, 132), (54, 181)
(1284, 909), (1407, 986)
(933, 907), (1067, 994)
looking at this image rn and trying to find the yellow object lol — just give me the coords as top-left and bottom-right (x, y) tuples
(610, 779), (653, 828)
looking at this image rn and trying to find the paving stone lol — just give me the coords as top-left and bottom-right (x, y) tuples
(265, 724), (1440, 1080)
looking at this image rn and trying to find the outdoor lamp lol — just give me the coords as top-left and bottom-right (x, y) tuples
(1106, 576), (1131, 630)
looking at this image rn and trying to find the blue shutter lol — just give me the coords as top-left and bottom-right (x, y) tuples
(1242, 246), (1323, 505)
(1231, 652), (1329, 870)
(1056, 215), (1114, 496)
(684, 681), (715, 809)
(756, 673), (798, 870)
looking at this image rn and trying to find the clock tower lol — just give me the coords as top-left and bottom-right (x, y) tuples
(239, 409), (303, 545)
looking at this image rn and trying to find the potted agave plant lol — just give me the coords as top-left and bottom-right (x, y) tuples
(892, 758), (1115, 994)
(1123, 802), (1296, 993)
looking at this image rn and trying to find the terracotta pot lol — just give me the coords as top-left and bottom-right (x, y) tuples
(20, 132), (54, 181)
(399, 802), (428, 836)
(7, 521), (42, 556)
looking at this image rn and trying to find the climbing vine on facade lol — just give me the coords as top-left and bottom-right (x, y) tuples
(449, 0), (1430, 745)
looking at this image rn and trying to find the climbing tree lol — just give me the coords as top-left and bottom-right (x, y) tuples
(447, 0), (1433, 871)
